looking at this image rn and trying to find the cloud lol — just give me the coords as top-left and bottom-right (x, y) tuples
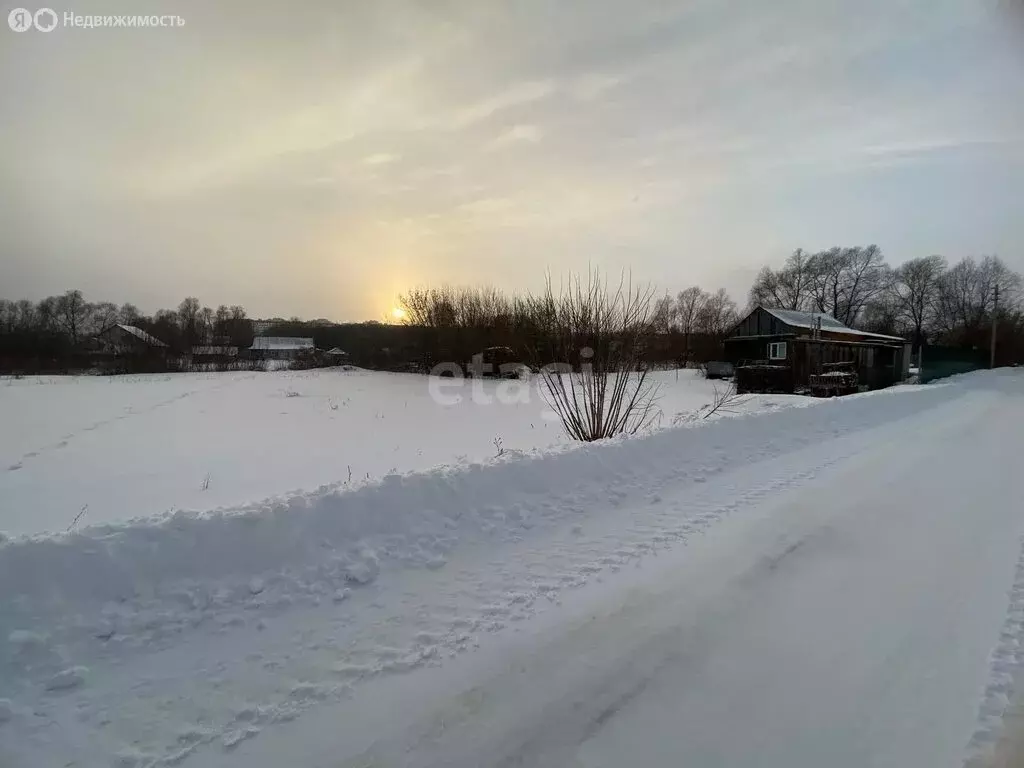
(3, 0), (1023, 320)
(486, 124), (543, 150)
(860, 137), (1020, 158)
(448, 80), (556, 129)
(363, 153), (401, 165)
(457, 197), (516, 215)
(569, 73), (624, 102)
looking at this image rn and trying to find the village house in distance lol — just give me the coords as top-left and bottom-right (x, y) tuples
(723, 306), (912, 395)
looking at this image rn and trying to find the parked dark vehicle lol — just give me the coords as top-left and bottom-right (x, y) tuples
(470, 346), (531, 379)
(704, 361), (735, 380)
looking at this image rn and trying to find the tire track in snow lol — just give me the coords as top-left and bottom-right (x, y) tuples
(965, 538), (1024, 766)
(52, 406), (915, 766)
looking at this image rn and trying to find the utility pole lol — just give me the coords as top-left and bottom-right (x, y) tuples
(990, 283), (999, 369)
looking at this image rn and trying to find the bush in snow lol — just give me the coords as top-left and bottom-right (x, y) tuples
(538, 269), (661, 442)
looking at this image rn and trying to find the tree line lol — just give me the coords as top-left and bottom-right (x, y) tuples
(3, 246), (1023, 373)
(748, 248), (1023, 354)
(394, 248), (1024, 367)
(0, 291), (256, 370)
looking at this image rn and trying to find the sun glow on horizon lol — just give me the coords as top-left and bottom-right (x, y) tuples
(391, 306), (407, 321)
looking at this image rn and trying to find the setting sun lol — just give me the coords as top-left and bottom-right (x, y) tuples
(391, 306), (407, 321)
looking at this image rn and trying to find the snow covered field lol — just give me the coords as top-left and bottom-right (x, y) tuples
(0, 368), (807, 536)
(2, 369), (1024, 768)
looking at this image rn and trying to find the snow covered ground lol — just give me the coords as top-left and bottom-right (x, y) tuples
(2, 369), (1023, 768)
(0, 368), (808, 536)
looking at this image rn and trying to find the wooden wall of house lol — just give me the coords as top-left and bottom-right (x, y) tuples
(730, 308), (796, 338)
(722, 335), (792, 364)
(735, 364), (795, 394)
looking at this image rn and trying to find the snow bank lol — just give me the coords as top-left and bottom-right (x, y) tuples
(0, 368), (804, 536)
(0, 379), (957, 686)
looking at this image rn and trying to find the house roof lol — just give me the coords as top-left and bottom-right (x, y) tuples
(112, 324), (168, 347)
(759, 307), (905, 342)
(249, 336), (314, 351)
(324, 347), (348, 355)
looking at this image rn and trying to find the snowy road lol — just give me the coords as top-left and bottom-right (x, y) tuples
(3, 371), (1024, 768)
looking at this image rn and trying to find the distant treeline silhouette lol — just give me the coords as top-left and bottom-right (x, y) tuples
(2, 247), (1022, 374)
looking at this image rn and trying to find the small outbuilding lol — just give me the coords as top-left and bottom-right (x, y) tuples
(723, 306), (911, 395)
(94, 324), (168, 354)
(191, 345), (239, 364)
(248, 336), (315, 361)
(88, 324), (171, 372)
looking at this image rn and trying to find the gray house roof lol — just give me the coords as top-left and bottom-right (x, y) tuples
(249, 336), (314, 351)
(760, 307), (905, 342)
(111, 324), (168, 347)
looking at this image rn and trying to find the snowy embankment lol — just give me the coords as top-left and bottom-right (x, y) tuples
(0, 379), (925, 666)
(2, 370), (1023, 768)
(0, 368), (805, 536)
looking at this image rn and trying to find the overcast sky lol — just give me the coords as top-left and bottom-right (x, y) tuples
(2, 0), (1023, 320)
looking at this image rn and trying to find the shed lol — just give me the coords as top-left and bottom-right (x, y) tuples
(93, 324), (169, 354)
(723, 306), (911, 395)
(248, 336), (315, 360)
(191, 345), (239, 362)
(87, 324), (170, 372)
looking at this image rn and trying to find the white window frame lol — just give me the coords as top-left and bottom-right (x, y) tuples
(768, 341), (787, 360)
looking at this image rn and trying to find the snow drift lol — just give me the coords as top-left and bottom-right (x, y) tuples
(1, 381), (951, 683)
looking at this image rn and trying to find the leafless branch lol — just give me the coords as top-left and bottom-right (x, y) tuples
(538, 269), (662, 441)
(702, 383), (747, 420)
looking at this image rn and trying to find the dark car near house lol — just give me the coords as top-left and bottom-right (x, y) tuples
(469, 346), (531, 379)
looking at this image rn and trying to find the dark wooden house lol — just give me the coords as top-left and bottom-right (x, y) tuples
(86, 324), (171, 372)
(723, 307), (911, 395)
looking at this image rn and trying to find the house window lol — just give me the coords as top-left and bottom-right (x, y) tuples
(768, 342), (787, 360)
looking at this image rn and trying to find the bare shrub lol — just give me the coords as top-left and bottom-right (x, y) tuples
(67, 504), (88, 532)
(539, 270), (661, 441)
(702, 383), (747, 419)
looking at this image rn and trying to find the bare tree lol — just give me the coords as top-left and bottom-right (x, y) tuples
(177, 297), (201, 346)
(889, 255), (945, 348)
(936, 256), (1023, 342)
(539, 270), (661, 441)
(675, 286), (709, 364)
(859, 295), (903, 337)
(395, 285), (518, 329)
(118, 303), (140, 325)
(694, 288), (738, 337)
(55, 289), (90, 345)
(651, 294), (676, 334)
(936, 257), (990, 338)
(35, 296), (59, 333)
(1, 299), (37, 332)
(807, 246), (888, 326)
(89, 301), (119, 335)
(748, 249), (814, 311)
(199, 306), (215, 343)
